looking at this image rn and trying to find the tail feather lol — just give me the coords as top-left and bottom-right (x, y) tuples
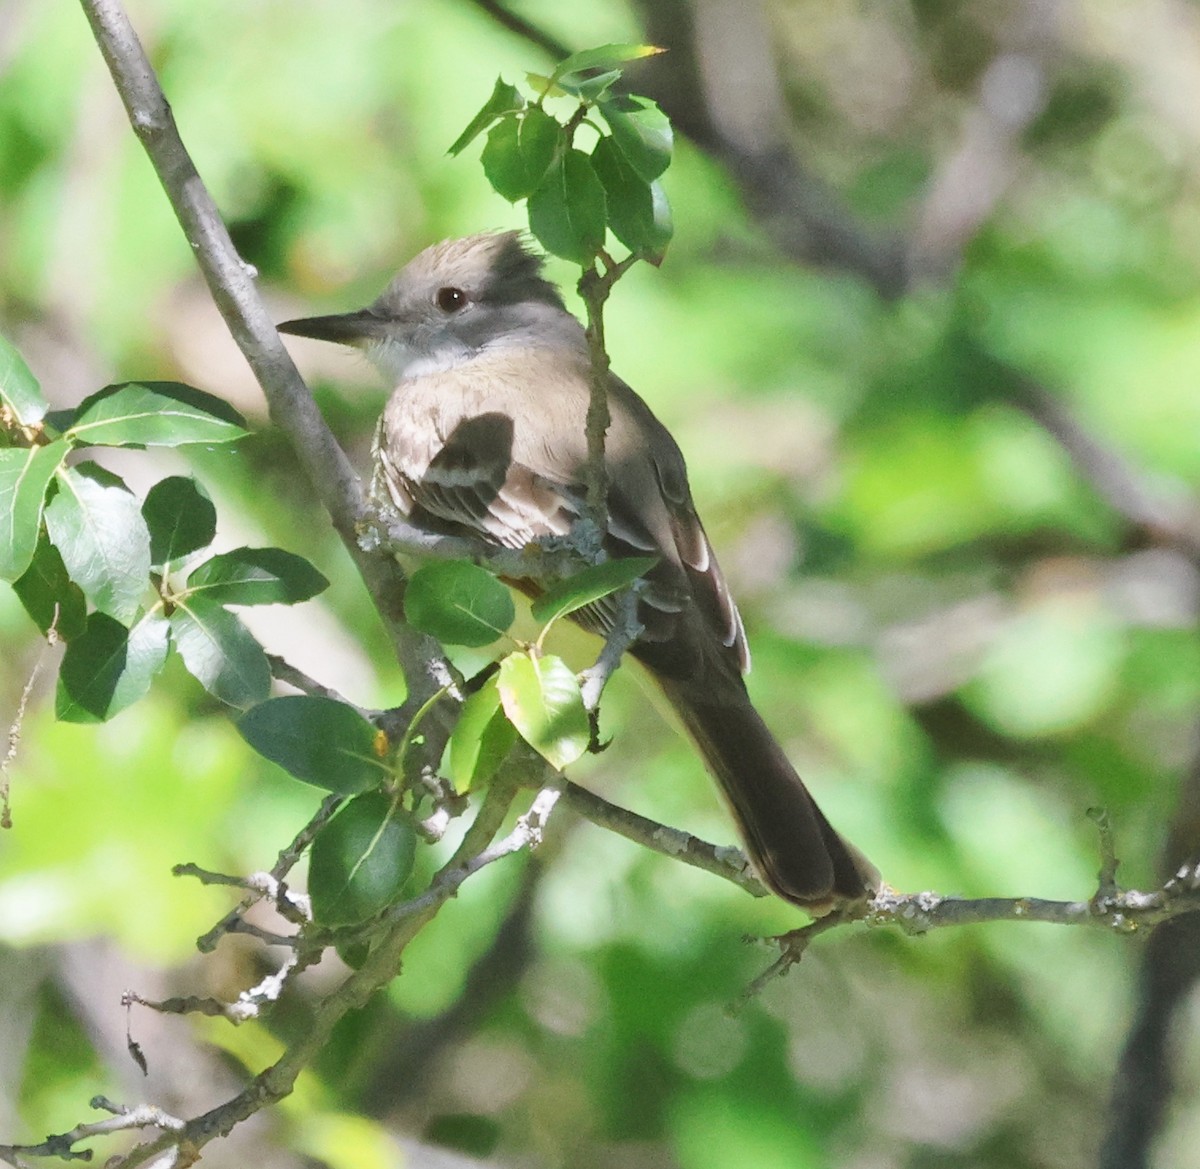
(661, 681), (878, 910)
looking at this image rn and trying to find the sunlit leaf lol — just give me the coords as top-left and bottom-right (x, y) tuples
(0, 439), (68, 582)
(498, 650), (589, 769)
(186, 546), (328, 605)
(66, 382), (247, 447)
(550, 43), (664, 82)
(309, 791), (417, 925)
(237, 696), (385, 793)
(168, 595), (270, 708)
(43, 462), (151, 623)
(0, 333), (47, 426)
(56, 609), (170, 723)
(448, 675), (518, 791)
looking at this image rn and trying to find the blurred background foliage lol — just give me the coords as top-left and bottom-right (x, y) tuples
(3, 0), (1200, 1166)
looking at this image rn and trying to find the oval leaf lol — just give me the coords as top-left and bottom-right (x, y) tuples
(481, 118), (525, 202)
(530, 555), (659, 626)
(186, 546), (329, 605)
(598, 96), (673, 182)
(168, 595), (270, 708)
(550, 43), (664, 82)
(498, 650), (589, 770)
(448, 675), (518, 791)
(0, 334), (48, 426)
(56, 610), (170, 723)
(237, 695), (385, 793)
(44, 462), (151, 623)
(66, 382), (247, 447)
(142, 476), (217, 568)
(309, 791), (417, 925)
(528, 149), (608, 265)
(482, 108), (560, 203)
(404, 561), (515, 647)
(0, 439), (68, 582)
(519, 106), (560, 189)
(591, 137), (673, 256)
(12, 528), (87, 641)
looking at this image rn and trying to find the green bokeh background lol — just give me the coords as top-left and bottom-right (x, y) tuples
(3, 1), (1200, 1166)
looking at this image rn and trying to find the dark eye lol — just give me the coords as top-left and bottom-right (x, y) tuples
(435, 286), (468, 313)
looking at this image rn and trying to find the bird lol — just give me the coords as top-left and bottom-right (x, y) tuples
(279, 230), (878, 911)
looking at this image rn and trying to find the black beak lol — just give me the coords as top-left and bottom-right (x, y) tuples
(277, 309), (387, 348)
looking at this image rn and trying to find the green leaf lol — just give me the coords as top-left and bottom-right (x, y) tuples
(481, 118), (525, 202)
(309, 791), (417, 926)
(557, 68), (622, 103)
(404, 561), (515, 647)
(43, 462), (151, 623)
(524, 71), (562, 99)
(498, 650), (589, 770)
(448, 76), (524, 156)
(528, 149), (608, 265)
(519, 106), (560, 188)
(0, 439), (68, 581)
(598, 95), (673, 181)
(530, 555), (659, 626)
(66, 382), (247, 447)
(591, 136), (673, 256)
(12, 528), (87, 641)
(482, 107), (560, 202)
(0, 334), (47, 427)
(142, 476), (216, 568)
(168, 595), (270, 708)
(55, 609), (170, 723)
(550, 43), (664, 82)
(238, 695), (385, 793)
(186, 546), (329, 606)
(448, 675), (518, 791)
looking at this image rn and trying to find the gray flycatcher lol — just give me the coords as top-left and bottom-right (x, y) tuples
(279, 231), (878, 911)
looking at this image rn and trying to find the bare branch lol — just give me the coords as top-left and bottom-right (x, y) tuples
(562, 778), (769, 897)
(1009, 372), (1200, 558)
(0, 1099), (185, 1168)
(580, 588), (644, 712)
(463, 0), (568, 60)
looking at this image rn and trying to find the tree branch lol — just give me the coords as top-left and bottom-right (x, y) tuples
(76, 0), (450, 708)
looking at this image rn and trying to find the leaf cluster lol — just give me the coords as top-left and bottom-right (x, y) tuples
(450, 44), (673, 264)
(1, 338), (327, 721)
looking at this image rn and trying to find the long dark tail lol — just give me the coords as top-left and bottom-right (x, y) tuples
(659, 680), (878, 910)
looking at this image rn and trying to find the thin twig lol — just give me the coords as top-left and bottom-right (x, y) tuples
(2, 620), (58, 829)
(579, 588), (644, 712)
(0, 1099), (185, 1167)
(562, 778), (769, 897)
(577, 253), (636, 531)
(265, 656), (355, 706)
